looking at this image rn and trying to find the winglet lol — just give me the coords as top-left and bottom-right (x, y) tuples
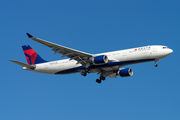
(26, 33), (33, 38)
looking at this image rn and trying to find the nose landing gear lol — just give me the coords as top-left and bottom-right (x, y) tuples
(154, 63), (158, 67)
(154, 59), (158, 67)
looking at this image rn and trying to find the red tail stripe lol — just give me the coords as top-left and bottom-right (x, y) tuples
(31, 52), (37, 65)
(25, 56), (30, 65)
(24, 49), (36, 56)
(24, 49), (38, 65)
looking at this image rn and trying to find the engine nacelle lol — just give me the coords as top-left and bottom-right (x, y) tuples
(92, 55), (108, 65)
(118, 68), (133, 77)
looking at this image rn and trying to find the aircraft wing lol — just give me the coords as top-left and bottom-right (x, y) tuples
(26, 33), (93, 67)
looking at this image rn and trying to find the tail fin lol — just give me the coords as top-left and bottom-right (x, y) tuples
(22, 45), (47, 65)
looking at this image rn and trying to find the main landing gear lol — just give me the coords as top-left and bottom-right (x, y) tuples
(81, 68), (90, 77)
(96, 76), (106, 84)
(154, 59), (158, 67)
(81, 68), (106, 84)
(81, 71), (87, 76)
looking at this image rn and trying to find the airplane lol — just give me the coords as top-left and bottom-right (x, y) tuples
(9, 33), (173, 83)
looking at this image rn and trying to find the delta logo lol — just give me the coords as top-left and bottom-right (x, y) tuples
(134, 46), (151, 51)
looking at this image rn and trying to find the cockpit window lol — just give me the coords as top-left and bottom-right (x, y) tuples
(163, 47), (168, 49)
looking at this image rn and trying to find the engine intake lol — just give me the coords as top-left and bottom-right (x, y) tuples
(92, 55), (108, 65)
(118, 68), (133, 77)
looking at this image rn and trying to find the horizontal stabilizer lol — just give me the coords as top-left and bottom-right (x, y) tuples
(9, 60), (35, 69)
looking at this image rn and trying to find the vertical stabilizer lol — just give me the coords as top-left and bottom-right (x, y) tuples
(22, 45), (47, 65)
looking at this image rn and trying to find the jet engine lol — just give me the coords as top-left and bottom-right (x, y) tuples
(117, 68), (133, 77)
(91, 55), (108, 65)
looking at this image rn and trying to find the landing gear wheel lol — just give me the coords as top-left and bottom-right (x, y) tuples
(100, 76), (106, 81)
(96, 79), (101, 84)
(154, 63), (158, 67)
(86, 68), (90, 73)
(154, 59), (158, 67)
(81, 71), (87, 76)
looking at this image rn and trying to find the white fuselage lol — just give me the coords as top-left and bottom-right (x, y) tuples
(23, 45), (173, 75)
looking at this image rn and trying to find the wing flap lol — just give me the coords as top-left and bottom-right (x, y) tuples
(9, 60), (35, 69)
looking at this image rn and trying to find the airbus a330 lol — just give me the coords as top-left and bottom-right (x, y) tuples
(9, 33), (173, 83)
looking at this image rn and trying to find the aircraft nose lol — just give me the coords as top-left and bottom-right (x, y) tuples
(166, 48), (173, 55)
(169, 49), (173, 54)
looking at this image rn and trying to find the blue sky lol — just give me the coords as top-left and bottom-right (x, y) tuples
(1, 0), (180, 120)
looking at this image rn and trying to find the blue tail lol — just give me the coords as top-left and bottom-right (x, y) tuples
(22, 45), (48, 65)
